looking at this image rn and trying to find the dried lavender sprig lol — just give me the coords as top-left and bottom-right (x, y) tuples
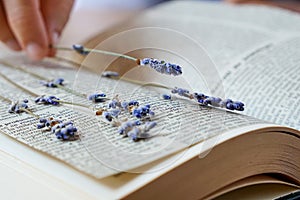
(118, 120), (142, 135)
(41, 78), (64, 88)
(127, 121), (157, 142)
(54, 45), (183, 76)
(35, 95), (90, 108)
(8, 99), (29, 113)
(168, 87), (245, 111)
(37, 118), (78, 141)
(138, 58), (182, 76)
(7, 99), (40, 118)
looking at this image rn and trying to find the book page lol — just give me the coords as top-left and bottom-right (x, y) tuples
(149, 1), (300, 130)
(218, 36), (300, 130)
(0, 55), (266, 178)
(79, 1), (300, 130)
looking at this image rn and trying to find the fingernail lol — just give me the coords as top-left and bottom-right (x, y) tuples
(52, 31), (60, 45)
(5, 39), (21, 51)
(26, 43), (45, 61)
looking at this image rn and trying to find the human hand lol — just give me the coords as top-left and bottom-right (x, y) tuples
(225, 0), (300, 13)
(0, 0), (74, 60)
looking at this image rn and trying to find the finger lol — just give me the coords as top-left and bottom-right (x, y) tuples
(3, 0), (49, 60)
(41, 0), (74, 56)
(0, 2), (21, 50)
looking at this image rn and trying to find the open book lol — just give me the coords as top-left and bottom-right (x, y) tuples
(0, 1), (299, 199)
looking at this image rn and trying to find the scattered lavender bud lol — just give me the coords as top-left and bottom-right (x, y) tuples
(103, 111), (113, 122)
(162, 94), (171, 100)
(39, 118), (47, 123)
(144, 121), (157, 131)
(88, 93), (107, 103)
(233, 101), (245, 111)
(108, 99), (120, 109)
(35, 95), (60, 105)
(172, 87), (192, 98)
(226, 103), (235, 110)
(37, 123), (45, 129)
(110, 109), (121, 118)
(209, 97), (222, 106)
(102, 71), (120, 78)
(127, 128), (140, 141)
(139, 58), (182, 76)
(121, 101), (129, 110)
(118, 120), (141, 135)
(132, 105), (154, 119)
(128, 100), (139, 106)
(41, 78), (64, 88)
(8, 100), (30, 114)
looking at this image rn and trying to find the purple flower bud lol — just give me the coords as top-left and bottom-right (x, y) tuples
(144, 121), (157, 131)
(8, 100), (30, 114)
(127, 128), (140, 141)
(73, 44), (89, 55)
(103, 111), (113, 122)
(121, 101), (129, 110)
(162, 94), (171, 100)
(35, 95), (60, 105)
(128, 100), (139, 106)
(102, 71), (120, 78)
(88, 93), (107, 103)
(139, 58), (182, 76)
(40, 78), (64, 88)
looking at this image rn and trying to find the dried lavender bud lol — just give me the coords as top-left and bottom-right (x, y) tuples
(128, 100), (139, 106)
(40, 78), (64, 88)
(132, 105), (154, 119)
(139, 58), (182, 76)
(8, 100), (30, 114)
(127, 128), (140, 141)
(102, 71), (120, 78)
(88, 93), (107, 103)
(162, 94), (172, 100)
(103, 111), (113, 122)
(144, 121), (157, 132)
(118, 120), (141, 135)
(73, 44), (89, 55)
(35, 95), (60, 105)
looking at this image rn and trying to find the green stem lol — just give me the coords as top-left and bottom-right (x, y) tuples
(0, 71), (39, 97)
(54, 46), (138, 62)
(19, 108), (40, 119)
(54, 100), (90, 109)
(0, 95), (12, 104)
(0, 60), (46, 80)
(0, 60), (89, 98)
(110, 76), (172, 90)
(55, 84), (86, 98)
